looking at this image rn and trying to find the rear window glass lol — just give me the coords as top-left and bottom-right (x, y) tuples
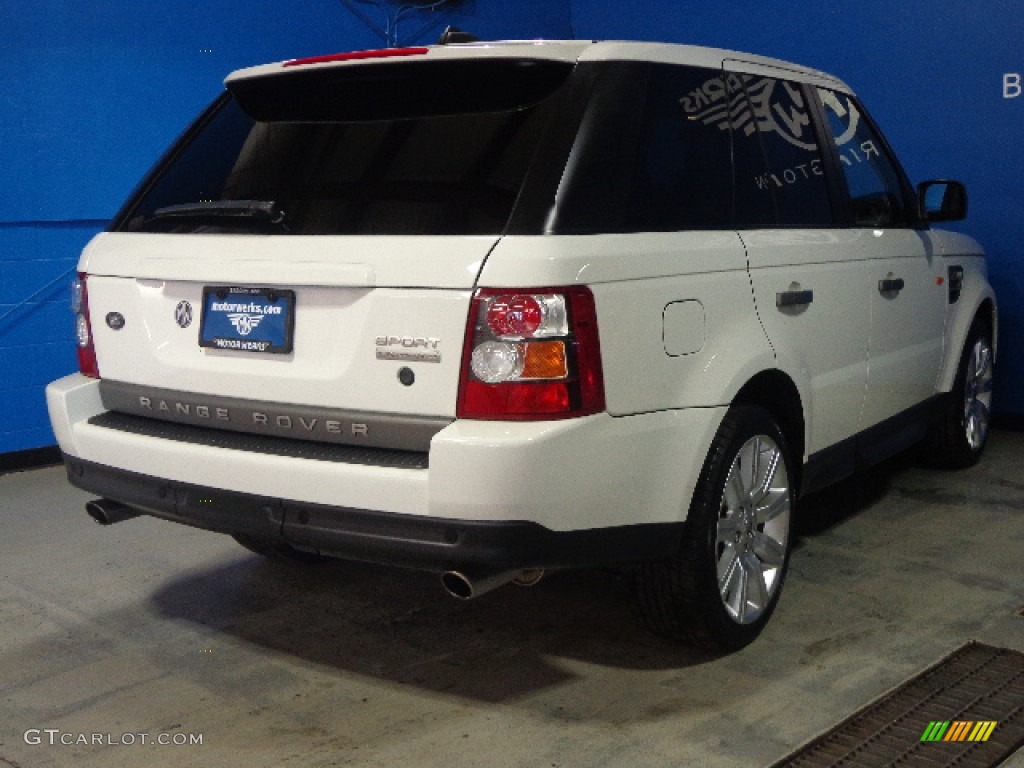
(116, 59), (573, 236)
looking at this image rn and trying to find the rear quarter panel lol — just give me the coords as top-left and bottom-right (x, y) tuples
(479, 232), (776, 415)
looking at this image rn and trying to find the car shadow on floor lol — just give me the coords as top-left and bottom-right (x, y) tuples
(149, 551), (723, 705)
(794, 453), (913, 539)
(145, 451), (930, 707)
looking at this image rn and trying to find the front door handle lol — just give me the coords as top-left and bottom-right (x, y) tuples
(776, 289), (814, 308)
(878, 277), (905, 294)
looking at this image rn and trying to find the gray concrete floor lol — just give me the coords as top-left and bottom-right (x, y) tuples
(1, 432), (1022, 768)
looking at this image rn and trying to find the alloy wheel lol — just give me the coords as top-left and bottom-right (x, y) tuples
(715, 435), (791, 625)
(963, 336), (993, 452)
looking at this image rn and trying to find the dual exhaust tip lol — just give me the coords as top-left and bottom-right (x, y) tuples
(85, 498), (541, 600)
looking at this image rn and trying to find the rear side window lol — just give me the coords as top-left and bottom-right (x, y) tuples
(115, 59), (573, 236)
(545, 63), (836, 234)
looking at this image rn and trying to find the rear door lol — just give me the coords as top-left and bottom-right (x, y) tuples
(725, 63), (871, 456)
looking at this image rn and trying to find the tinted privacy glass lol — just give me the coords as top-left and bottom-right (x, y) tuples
(817, 88), (911, 226)
(546, 64), (837, 234)
(548, 63), (735, 233)
(116, 59), (572, 236)
(731, 74), (834, 228)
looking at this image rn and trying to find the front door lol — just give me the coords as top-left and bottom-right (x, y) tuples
(815, 87), (947, 430)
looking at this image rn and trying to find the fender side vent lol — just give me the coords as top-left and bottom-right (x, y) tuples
(948, 265), (965, 304)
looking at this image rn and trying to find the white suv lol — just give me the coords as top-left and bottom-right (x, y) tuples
(46, 40), (996, 650)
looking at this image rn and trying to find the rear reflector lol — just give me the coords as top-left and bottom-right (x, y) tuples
(283, 47), (430, 68)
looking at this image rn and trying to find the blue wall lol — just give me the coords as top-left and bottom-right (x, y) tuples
(5, 0), (1022, 454)
(572, 0), (1024, 414)
(0, 0), (572, 454)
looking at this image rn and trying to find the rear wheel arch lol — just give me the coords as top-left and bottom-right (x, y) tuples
(732, 370), (806, 490)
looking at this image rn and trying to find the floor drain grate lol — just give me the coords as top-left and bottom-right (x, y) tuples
(772, 641), (1024, 767)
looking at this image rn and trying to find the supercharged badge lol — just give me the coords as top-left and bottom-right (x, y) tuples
(375, 335), (441, 363)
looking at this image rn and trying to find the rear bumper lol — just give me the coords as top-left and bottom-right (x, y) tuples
(48, 373), (726, 570)
(64, 455), (684, 570)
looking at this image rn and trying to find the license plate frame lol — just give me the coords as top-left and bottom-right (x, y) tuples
(199, 286), (295, 354)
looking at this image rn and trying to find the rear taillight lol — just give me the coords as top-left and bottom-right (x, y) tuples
(457, 287), (605, 420)
(71, 272), (100, 378)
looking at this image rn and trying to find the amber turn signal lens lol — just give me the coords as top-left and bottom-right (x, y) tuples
(521, 341), (568, 380)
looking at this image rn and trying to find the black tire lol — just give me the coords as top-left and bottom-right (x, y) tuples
(231, 533), (330, 563)
(632, 404), (795, 651)
(925, 317), (994, 469)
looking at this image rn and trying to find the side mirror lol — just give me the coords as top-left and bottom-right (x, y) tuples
(918, 180), (967, 222)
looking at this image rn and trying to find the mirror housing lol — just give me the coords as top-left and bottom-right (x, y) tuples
(918, 180), (967, 222)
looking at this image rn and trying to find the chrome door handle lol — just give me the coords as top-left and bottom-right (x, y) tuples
(878, 278), (905, 293)
(776, 289), (814, 308)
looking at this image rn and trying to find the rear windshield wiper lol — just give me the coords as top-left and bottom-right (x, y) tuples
(147, 200), (286, 226)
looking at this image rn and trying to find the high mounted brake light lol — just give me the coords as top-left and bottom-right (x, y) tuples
(282, 47), (430, 68)
(457, 287), (605, 420)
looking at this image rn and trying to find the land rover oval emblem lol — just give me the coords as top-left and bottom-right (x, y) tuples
(175, 301), (193, 328)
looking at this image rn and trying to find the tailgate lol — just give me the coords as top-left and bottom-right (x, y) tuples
(82, 232), (494, 423)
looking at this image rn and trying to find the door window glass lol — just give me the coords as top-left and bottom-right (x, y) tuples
(732, 74), (834, 228)
(817, 88), (910, 227)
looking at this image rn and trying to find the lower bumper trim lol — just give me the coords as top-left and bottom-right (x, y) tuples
(63, 455), (685, 571)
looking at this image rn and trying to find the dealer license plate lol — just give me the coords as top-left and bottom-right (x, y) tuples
(199, 286), (295, 354)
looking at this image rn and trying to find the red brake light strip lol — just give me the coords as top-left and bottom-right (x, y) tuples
(283, 47), (430, 68)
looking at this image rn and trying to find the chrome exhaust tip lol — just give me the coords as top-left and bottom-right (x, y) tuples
(85, 498), (140, 526)
(441, 568), (545, 600)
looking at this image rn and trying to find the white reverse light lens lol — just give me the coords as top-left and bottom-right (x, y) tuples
(76, 313), (91, 348)
(70, 278), (83, 313)
(471, 341), (525, 384)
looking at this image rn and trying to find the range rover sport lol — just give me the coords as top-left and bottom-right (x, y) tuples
(46, 40), (997, 650)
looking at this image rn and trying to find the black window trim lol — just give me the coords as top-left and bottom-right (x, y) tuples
(804, 82), (856, 229)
